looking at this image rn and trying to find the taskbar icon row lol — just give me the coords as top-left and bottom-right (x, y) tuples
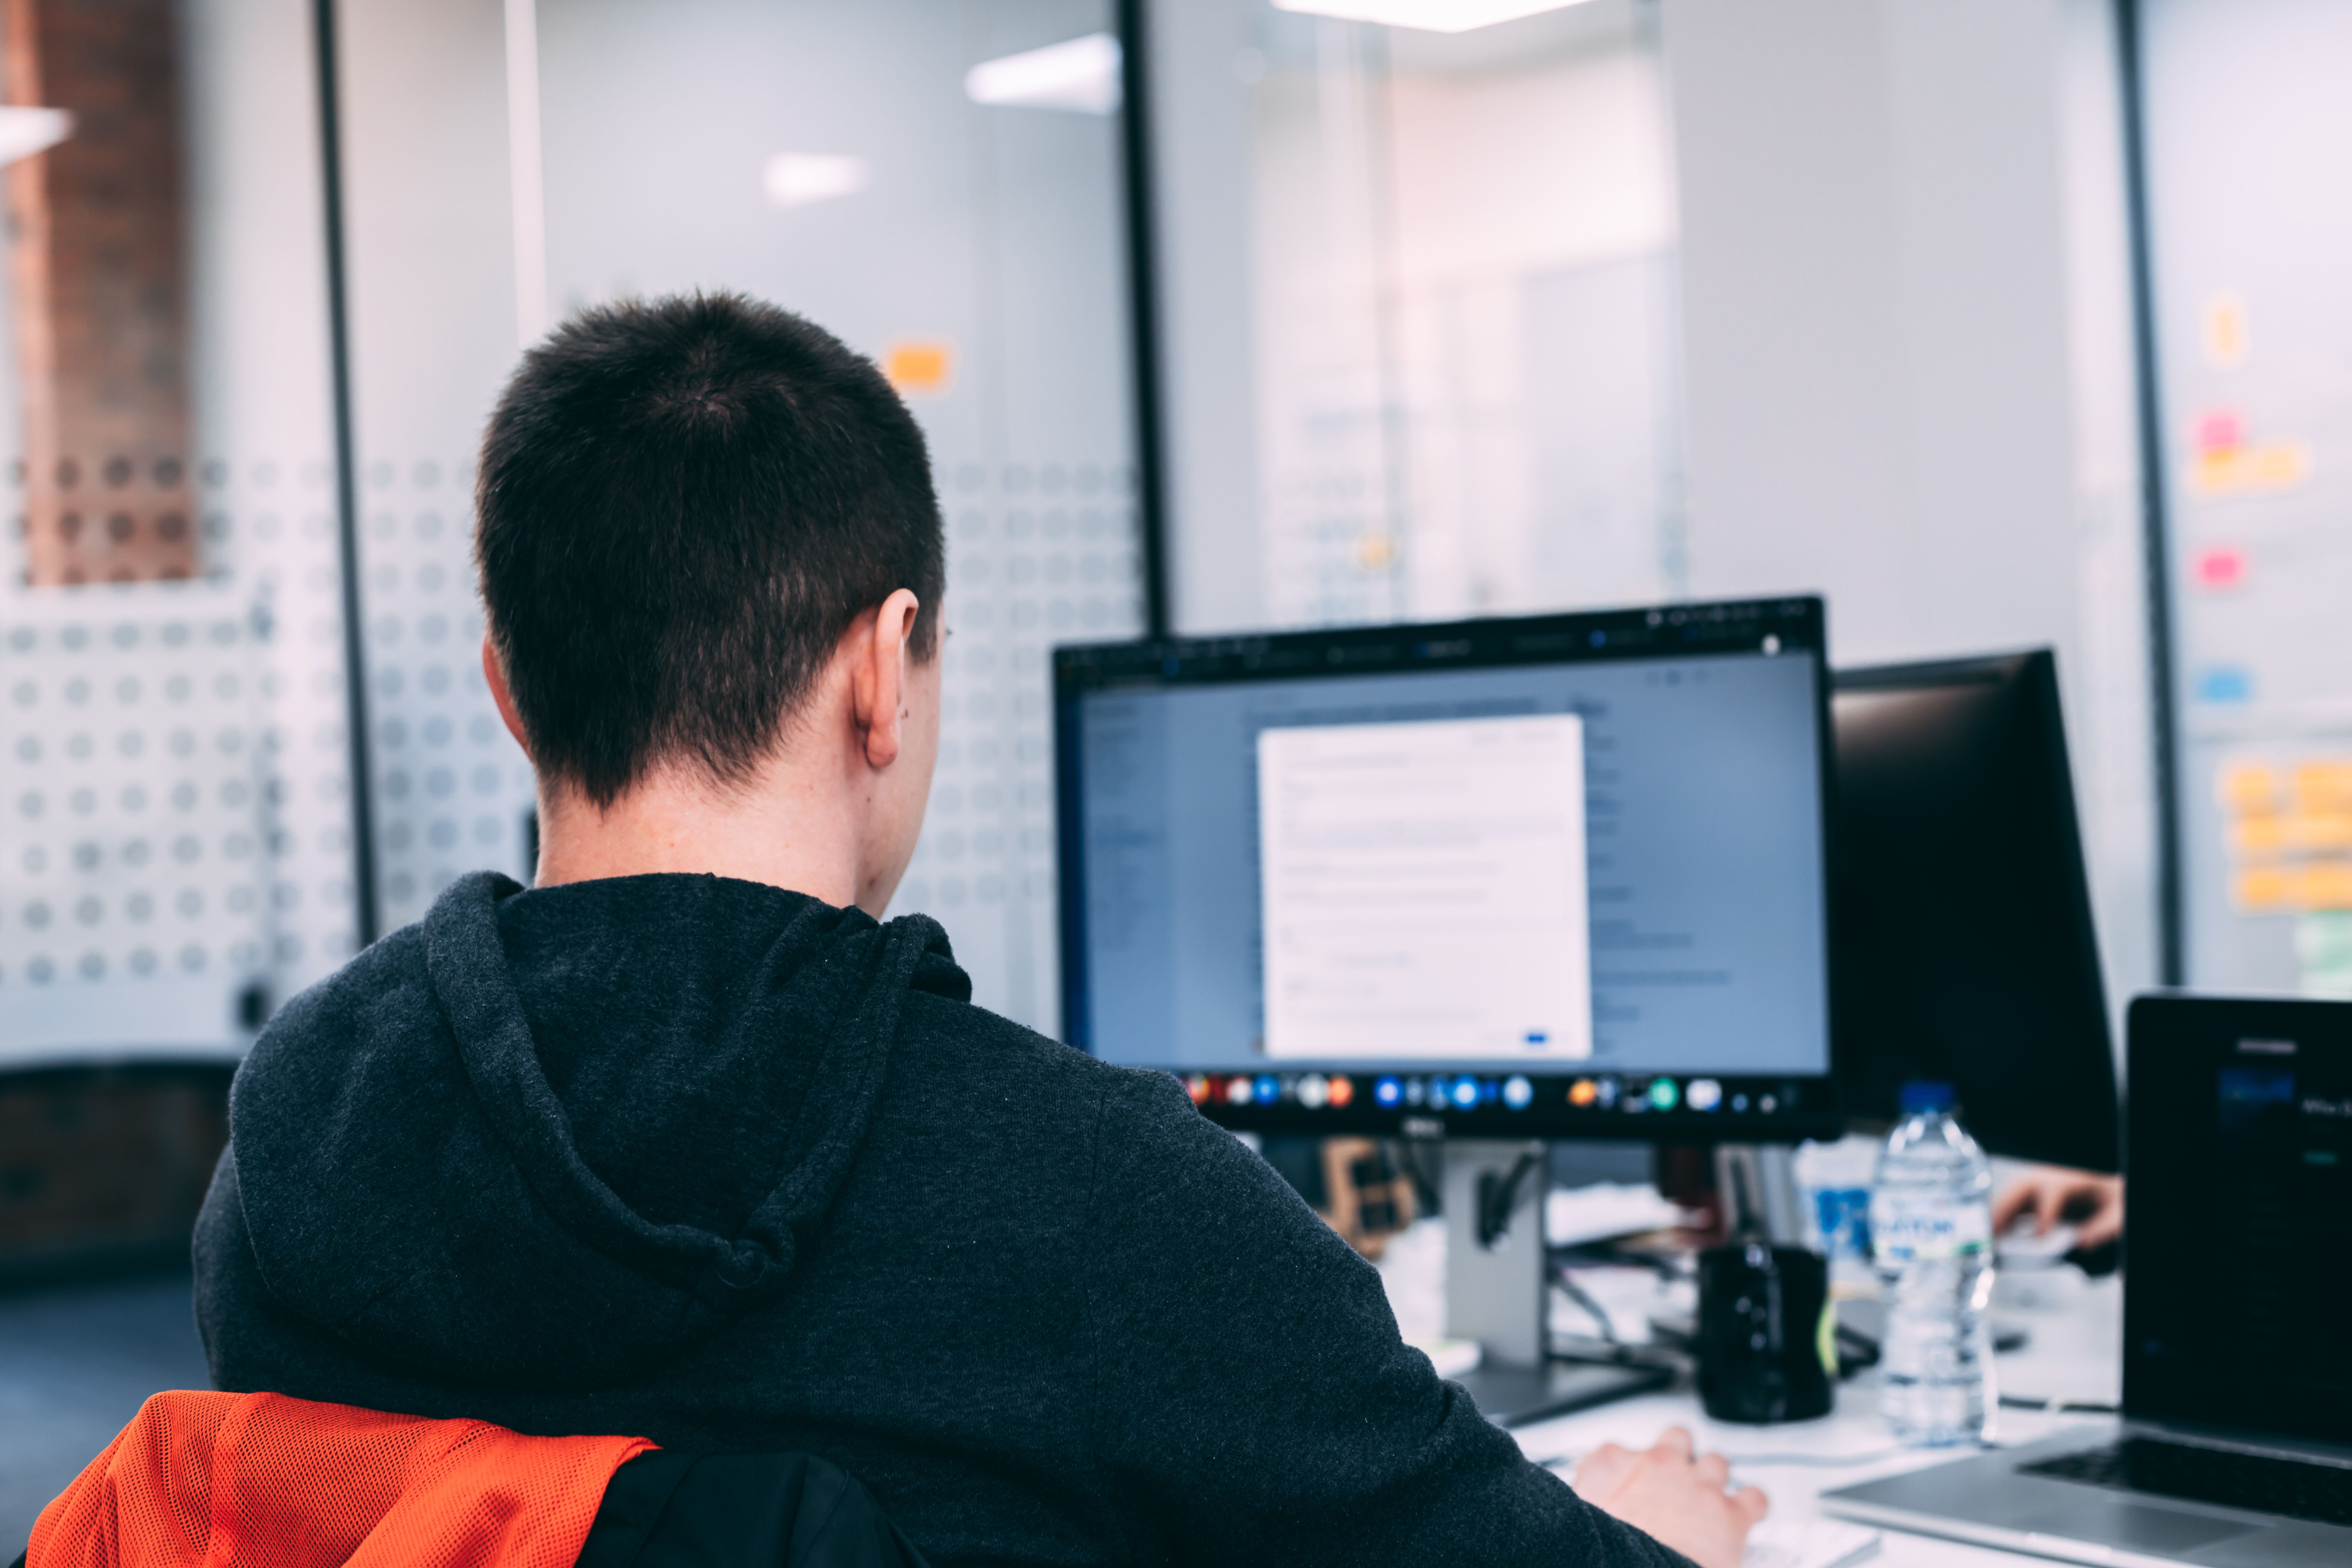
(1180, 1070), (1812, 1119)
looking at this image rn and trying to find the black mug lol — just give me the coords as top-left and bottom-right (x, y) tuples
(1696, 1241), (1835, 1424)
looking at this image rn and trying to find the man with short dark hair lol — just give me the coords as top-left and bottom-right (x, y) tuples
(196, 293), (1764, 1567)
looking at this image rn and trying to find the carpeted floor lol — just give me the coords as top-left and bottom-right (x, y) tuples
(0, 1269), (210, 1558)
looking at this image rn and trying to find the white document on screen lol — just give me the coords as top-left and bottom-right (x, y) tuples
(1257, 713), (1593, 1061)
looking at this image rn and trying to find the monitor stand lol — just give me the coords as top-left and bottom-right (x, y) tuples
(1442, 1140), (1672, 1428)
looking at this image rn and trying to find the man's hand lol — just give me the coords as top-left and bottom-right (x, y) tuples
(1573, 1427), (1767, 1568)
(1992, 1167), (2124, 1251)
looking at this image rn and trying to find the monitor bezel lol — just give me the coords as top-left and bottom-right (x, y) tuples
(1050, 596), (1845, 1140)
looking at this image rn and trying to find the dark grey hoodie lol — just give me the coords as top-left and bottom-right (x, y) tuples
(195, 870), (1691, 1568)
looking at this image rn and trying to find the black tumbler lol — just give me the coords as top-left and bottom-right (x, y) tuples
(1696, 1240), (1835, 1424)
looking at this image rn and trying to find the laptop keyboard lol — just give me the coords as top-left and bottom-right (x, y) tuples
(2021, 1437), (2352, 1527)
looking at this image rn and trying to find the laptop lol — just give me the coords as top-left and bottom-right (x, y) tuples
(1821, 995), (2352, 1567)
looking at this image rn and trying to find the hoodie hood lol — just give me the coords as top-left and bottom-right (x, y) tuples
(228, 871), (967, 1391)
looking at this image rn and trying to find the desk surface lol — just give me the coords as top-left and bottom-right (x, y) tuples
(1507, 1266), (2126, 1566)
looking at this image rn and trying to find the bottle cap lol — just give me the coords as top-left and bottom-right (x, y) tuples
(1898, 1080), (1956, 1113)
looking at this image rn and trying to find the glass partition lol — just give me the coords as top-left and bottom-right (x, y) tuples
(0, 0), (352, 1062)
(334, 0), (1143, 1033)
(2139, 0), (2352, 993)
(1150, 0), (1684, 634)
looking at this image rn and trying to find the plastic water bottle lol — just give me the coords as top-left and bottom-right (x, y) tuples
(1869, 1082), (1994, 1445)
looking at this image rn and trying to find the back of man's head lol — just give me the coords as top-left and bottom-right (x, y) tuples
(475, 292), (943, 807)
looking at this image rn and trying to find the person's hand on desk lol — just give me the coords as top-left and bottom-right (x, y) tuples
(1573, 1426), (1766, 1568)
(1993, 1166), (2124, 1252)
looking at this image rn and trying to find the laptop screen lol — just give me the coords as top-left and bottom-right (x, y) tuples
(2125, 995), (2352, 1445)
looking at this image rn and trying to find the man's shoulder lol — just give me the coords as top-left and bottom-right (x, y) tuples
(890, 986), (1203, 1135)
(243, 924), (435, 1074)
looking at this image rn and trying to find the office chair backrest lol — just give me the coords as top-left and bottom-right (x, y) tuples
(21, 1390), (927, 1568)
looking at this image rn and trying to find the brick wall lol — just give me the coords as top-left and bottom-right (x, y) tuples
(4, 0), (196, 586)
(0, 1065), (230, 1283)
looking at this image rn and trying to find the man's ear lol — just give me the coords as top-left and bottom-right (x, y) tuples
(482, 636), (533, 759)
(851, 590), (923, 770)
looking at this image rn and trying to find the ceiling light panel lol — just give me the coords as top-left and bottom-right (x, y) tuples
(965, 32), (1122, 115)
(1271, 0), (1595, 35)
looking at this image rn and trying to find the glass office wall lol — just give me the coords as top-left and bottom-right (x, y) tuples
(334, 0), (537, 939)
(2139, 0), (2352, 993)
(1150, 0), (1684, 634)
(0, 0), (353, 1063)
(335, 0), (1142, 1033)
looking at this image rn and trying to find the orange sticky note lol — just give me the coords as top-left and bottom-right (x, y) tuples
(883, 340), (954, 397)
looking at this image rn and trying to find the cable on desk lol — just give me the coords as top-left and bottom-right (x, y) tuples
(1549, 1262), (1625, 1348)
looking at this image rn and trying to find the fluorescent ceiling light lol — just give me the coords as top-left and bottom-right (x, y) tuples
(1271, 0), (1595, 33)
(763, 152), (869, 210)
(965, 32), (1121, 114)
(0, 106), (71, 167)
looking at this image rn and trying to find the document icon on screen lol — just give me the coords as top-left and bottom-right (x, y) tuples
(1256, 714), (1594, 1062)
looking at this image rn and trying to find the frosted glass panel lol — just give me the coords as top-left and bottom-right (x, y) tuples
(334, 0), (1142, 1034)
(1155, 0), (1685, 634)
(0, 0), (353, 1061)
(2141, 0), (2352, 993)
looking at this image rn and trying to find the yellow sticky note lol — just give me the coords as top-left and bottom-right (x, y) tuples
(2249, 441), (2309, 488)
(2301, 864), (2352, 911)
(2294, 762), (2352, 815)
(2203, 291), (2248, 369)
(2291, 815), (2352, 853)
(2190, 441), (2311, 497)
(2237, 865), (2294, 910)
(2219, 764), (2279, 815)
(2233, 816), (2288, 857)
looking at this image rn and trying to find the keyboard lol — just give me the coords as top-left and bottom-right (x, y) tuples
(2021, 1437), (2352, 1527)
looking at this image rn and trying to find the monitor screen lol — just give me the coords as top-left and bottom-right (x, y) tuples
(1052, 598), (1841, 1136)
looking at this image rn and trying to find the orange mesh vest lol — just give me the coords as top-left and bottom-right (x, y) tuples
(29, 1391), (654, 1568)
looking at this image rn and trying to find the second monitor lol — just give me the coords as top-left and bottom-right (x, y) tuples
(1053, 597), (1841, 1140)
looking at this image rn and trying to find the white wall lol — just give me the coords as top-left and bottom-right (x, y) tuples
(1663, 0), (2154, 1015)
(1665, 0), (2077, 664)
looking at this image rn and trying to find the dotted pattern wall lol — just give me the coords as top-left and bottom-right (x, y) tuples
(886, 458), (1145, 1035)
(218, 459), (375, 997)
(350, 458), (532, 932)
(0, 611), (273, 988)
(0, 456), (366, 1029)
(1, 445), (1146, 1043)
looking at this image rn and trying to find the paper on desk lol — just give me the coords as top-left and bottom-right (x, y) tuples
(1743, 1518), (1880, 1568)
(1547, 1182), (1695, 1247)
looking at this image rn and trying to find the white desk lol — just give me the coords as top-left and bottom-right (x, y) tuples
(1507, 1266), (2126, 1566)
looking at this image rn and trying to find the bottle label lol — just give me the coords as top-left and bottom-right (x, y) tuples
(1870, 1191), (1990, 1263)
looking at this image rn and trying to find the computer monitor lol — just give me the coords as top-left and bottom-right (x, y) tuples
(1052, 597), (1842, 1140)
(1829, 650), (2119, 1171)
